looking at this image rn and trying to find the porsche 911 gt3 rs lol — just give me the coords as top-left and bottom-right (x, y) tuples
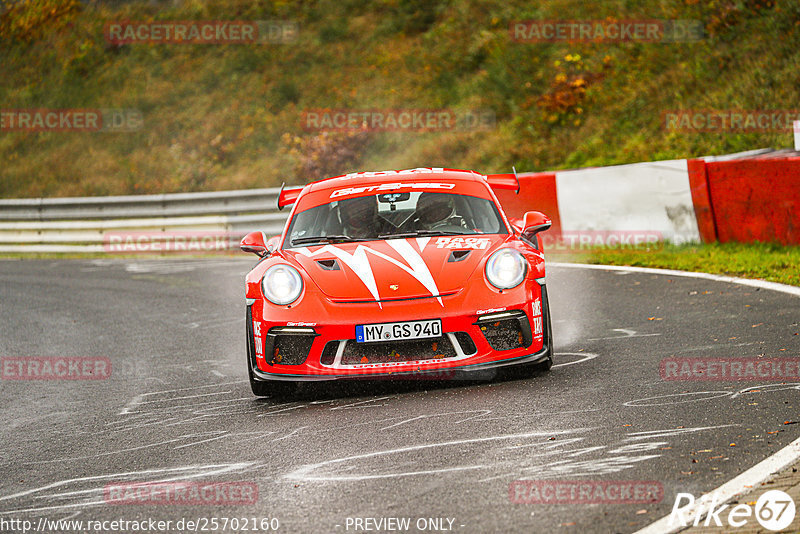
(240, 167), (553, 396)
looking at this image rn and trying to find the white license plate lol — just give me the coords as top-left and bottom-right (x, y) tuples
(356, 319), (442, 343)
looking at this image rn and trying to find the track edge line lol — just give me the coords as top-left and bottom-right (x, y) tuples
(549, 262), (800, 298)
(551, 262), (800, 534)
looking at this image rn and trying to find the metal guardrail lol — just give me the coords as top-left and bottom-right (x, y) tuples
(0, 187), (291, 253)
(0, 187), (283, 220)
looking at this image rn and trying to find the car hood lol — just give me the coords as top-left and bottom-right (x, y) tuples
(285, 235), (507, 303)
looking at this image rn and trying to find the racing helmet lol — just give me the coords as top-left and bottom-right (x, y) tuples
(339, 195), (378, 236)
(416, 193), (456, 227)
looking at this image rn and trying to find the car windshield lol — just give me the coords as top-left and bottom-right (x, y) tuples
(285, 192), (507, 248)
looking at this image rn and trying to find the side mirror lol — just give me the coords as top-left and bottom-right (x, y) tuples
(240, 231), (273, 257)
(521, 211), (551, 242)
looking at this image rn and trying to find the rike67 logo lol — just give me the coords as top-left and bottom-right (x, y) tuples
(670, 490), (796, 531)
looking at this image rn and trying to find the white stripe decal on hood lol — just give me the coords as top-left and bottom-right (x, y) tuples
(383, 239), (442, 306)
(297, 245), (382, 307)
(295, 239), (442, 307)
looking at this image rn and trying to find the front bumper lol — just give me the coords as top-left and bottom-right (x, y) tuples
(247, 280), (552, 382)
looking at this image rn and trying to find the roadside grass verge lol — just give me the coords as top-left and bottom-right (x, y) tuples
(556, 242), (800, 287)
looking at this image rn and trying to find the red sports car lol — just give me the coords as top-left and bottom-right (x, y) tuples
(240, 168), (553, 396)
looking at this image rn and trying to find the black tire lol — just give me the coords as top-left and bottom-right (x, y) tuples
(534, 287), (555, 372)
(515, 286), (554, 375)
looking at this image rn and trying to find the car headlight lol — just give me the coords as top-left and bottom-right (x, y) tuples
(261, 264), (303, 305)
(485, 248), (527, 289)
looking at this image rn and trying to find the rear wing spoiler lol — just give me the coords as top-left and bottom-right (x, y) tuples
(484, 167), (520, 194)
(278, 170), (518, 209)
(277, 183), (305, 210)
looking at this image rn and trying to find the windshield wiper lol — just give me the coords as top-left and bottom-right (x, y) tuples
(291, 235), (370, 246)
(378, 229), (467, 239)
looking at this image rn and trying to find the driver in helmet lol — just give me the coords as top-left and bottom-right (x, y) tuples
(415, 193), (461, 230)
(339, 195), (381, 239)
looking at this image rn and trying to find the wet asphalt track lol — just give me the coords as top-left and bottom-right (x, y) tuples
(0, 258), (799, 533)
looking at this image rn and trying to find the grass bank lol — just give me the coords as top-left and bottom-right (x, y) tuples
(2, 0), (799, 198)
(566, 242), (800, 287)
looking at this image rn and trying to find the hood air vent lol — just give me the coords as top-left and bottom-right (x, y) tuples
(448, 250), (472, 262)
(315, 259), (340, 271)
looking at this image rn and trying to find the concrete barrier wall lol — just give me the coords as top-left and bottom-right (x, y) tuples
(686, 159), (718, 243)
(555, 159), (700, 243)
(2, 151), (797, 253)
(703, 157), (800, 245)
(494, 153), (799, 246)
(495, 160), (702, 243)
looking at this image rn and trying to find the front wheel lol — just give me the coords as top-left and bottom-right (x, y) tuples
(246, 307), (296, 397)
(515, 286), (554, 376)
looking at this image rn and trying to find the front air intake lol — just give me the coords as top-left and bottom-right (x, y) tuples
(475, 311), (532, 351)
(265, 327), (317, 365)
(453, 332), (477, 355)
(319, 341), (339, 365)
